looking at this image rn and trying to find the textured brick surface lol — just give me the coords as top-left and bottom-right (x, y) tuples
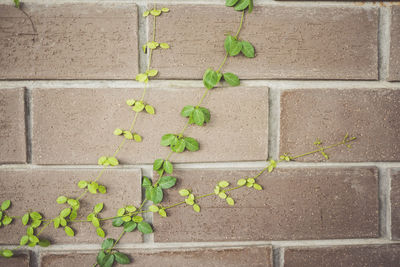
(0, 3), (138, 79)
(389, 6), (400, 81)
(0, 169), (142, 244)
(41, 246), (272, 267)
(150, 5), (378, 80)
(154, 167), (378, 242)
(32, 87), (268, 164)
(0, 252), (29, 267)
(391, 168), (400, 240)
(280, 89), (400, 162)
(0, 88), (26, 163)
(284, 244), (400, 267)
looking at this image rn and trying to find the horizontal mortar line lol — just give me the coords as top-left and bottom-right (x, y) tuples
(1, 162), (400, 170)
(0, 80), (400, 90)
(2, 238), (399, 252)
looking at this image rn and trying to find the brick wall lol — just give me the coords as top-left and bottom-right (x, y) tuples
(0, 0), (400, 266)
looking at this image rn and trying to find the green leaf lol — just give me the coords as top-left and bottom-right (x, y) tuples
(237, 179), (246, 186)
(219, 181), (230, 188)
(226, 197), (235, 206)
(117, 208), (126, 217)
(96, 227), (105, 238)
(28, 235), (38, 243)
(241, 41), (255, 58)
(234, 0), (250, 11)
(184, 137), (199, 152)
(0, 211), (2, 220)
(78, 180), (88, 189)
(14, 0), (20, 9)
(224, 36), (242, 56)
(142, 10), (150, 17)
(126, 206), (136, 212)
(38, 239), (50, 247)
(20, 235), (29, 246)
(145, 105), (155, 115)
(153, 159), (164, 171)
(253, 183), (263, 190)
(67, 199), (79, 209)
(218, 192), (227, 199)
(123, 131), (133, 140)
(203, 68), (219, 89)
(158, 176), (176, 189)
(248, 0), (253, 13)
(98, 185), (107, 194)
(179, 189), (190, 196)
(26, 227), (33, 235)
(94, 203), (104, 214)
(193, 108), (205, 126)
(29, 211), (41, 220)
(135, 73), (148, 83)
(150, 9), (162, 16)
(92, 217), (100, 228)
(1, 249), (13, 258)
(149, 186), (163, 204)
(98, 156), (107, 165)
(2, 216), (12, 225)
(159, 209), (167, 217)
(185, 198), (194, 205)
(102, 238), (115, 250)
(60, 218), (67, 227)
(53, 217), (60, 229)
(161, 7), (170, 12)
(22, 213), (29, 225)
(1, 200), (10, 211)
(108, 157), (119, 166)
(97, 250), (106, 266)
(103, 254), (115, 267)
(113, 128), (123, 136)
(133, 134), (142, 142)
(122, 216), (131, 222)
(247, 178), (255, 184)
(126, 99), (135, 106)
(163, 160), (173, 174)
(132, 216), (143, 223)
(160, 42), (170, 49)
(161, 134), (176, 146)
(199, 107), (211, 123)
(60, 208), (71, 218)
(142, 176), (152, 188)
(70, 210), (78, 220)
(112, 217), (124, 227)
(181, 105), (195, 117)
(138, 221), (153, 234)
(172, 139), (186, 153)
(64, 226), (74, 237)
(132, 102), (145, 113)
(146, 69), (158, 77)
(88, 183), (98, 194)
(226, 0), (240, 7)
(223, 72), (240, 86)
(115, 252), (130, 264)
(30, 219), (41, 228)
(124, 221), (137, 232)
(193, 204), (201, 212)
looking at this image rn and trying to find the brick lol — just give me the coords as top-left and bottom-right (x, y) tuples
(41, 246), (272, 267)
(31, 87), (268, 164)
(0, 88), (26, 163)
(389, 6), (400, 81)
(280, 89), (400, 162)
(391, 168), (400, 240)
(0, 168), (142, 244)
(284, 244), (400, 267)
(150, 5), (378, 80)
(0, 3), (138, 79)
(154, 167), (378, 242)
(0, 251), (29, 267)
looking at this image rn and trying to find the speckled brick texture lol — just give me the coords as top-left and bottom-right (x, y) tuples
(284, 244), (400, 267)
(0, 169), (142, 244)
(153, 167), (379, 242)
(40, 246), (272, 267)
(280, 89), (400, 162)
(150, 5), (378, 80)
(391, 168), (400, 240)
(0, 252), (30, 267)
(389, 6), (400, 81)
(0, 3), (138, 79)
(0, 88), (26, 163)
(31, 87), (268, 164)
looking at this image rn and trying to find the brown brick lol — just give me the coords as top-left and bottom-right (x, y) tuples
(389, 6), (400, 81)
(153, 167), (378, 242)
(31, 87), (268, 164)
(280, 89), (400, 162)
(284, 244), (400, 267)
(0, 88), (26, 163)
(0, 168), (142, 244)
(41, 246), (272, 267)
(0, 3), (138, 79)
(391, 169), (400, 240)
(150, 5), (378, 80)
(0, 252), (29, 267)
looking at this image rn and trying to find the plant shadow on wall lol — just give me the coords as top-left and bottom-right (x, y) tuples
(0, 1), (357, 266)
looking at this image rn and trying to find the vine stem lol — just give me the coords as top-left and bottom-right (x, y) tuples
(235, 10), (245, 38)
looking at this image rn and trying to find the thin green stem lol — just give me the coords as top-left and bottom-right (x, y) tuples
(37, 220), (52, 237)
(217, 53), (228, 73)
(235, 10), (245, 38)
(108, 230), (125, 252)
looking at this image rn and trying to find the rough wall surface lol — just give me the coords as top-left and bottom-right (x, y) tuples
(0, 1), (399, 266)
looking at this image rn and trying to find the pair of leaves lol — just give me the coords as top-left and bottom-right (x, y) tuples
(224, 36), (255, 58)
(78, 181), (107, 194)
(142, 42), (169, 53)
(98, 156), (119, 167)
(181, 106), (211, 126)
(179, 190), (201, 212)
(98, 239), (130, 266)
(238, 177), (262, 190)
(153, 158), (173, 175)
(142, 176), (176, 204)
(226, 0), (253, 13)
(143, 7), (169, 17)
(161, 134), (200, 153)
(20, 211), (42, 229)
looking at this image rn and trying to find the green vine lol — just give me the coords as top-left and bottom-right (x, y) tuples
(1, 1), (359, 266)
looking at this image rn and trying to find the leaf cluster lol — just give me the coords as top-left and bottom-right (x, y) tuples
(126, 99), (155, 114)
(161, 134), (199, 153)
(179, 189), (201, 212)
(226, 0), (253, 12)
(87, 203), (106, 238)
(113, 128), (142, 142)
(214, 181), (235, 206)
(181, 105), (210, 126)
(98, 156), (119, 167)
(97, 238), (131, 267)
(78, 180), (107, 194)
(142, 176), (176, 204)
(0, 200), (12, 227)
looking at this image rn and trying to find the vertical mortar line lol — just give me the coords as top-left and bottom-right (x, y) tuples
(272, 246), (282, 267)
(378, 6), (391, 81)
(378, 167), (390, 239)
(32, 247), (39, 267)
(24, 87), (32, 164)
(268, 87), (281, 160)
(387, 168), (393, 240)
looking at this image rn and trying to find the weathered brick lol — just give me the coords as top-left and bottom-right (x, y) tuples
(0, 3), (138, 79)
(389, 6), (400, 81)
(150, 5), (378, 80)
(32, 87), (268, 164)
(0, 88), (26, 163)
(284, 244), (400, 267)
(280, 89), (400, 162)
(391, 168), (400, 240)
(154, 167), (378, 242)
(41, 246), (272, 267)
(0, 251), (29, 267)
(0, 169), (142, 244)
